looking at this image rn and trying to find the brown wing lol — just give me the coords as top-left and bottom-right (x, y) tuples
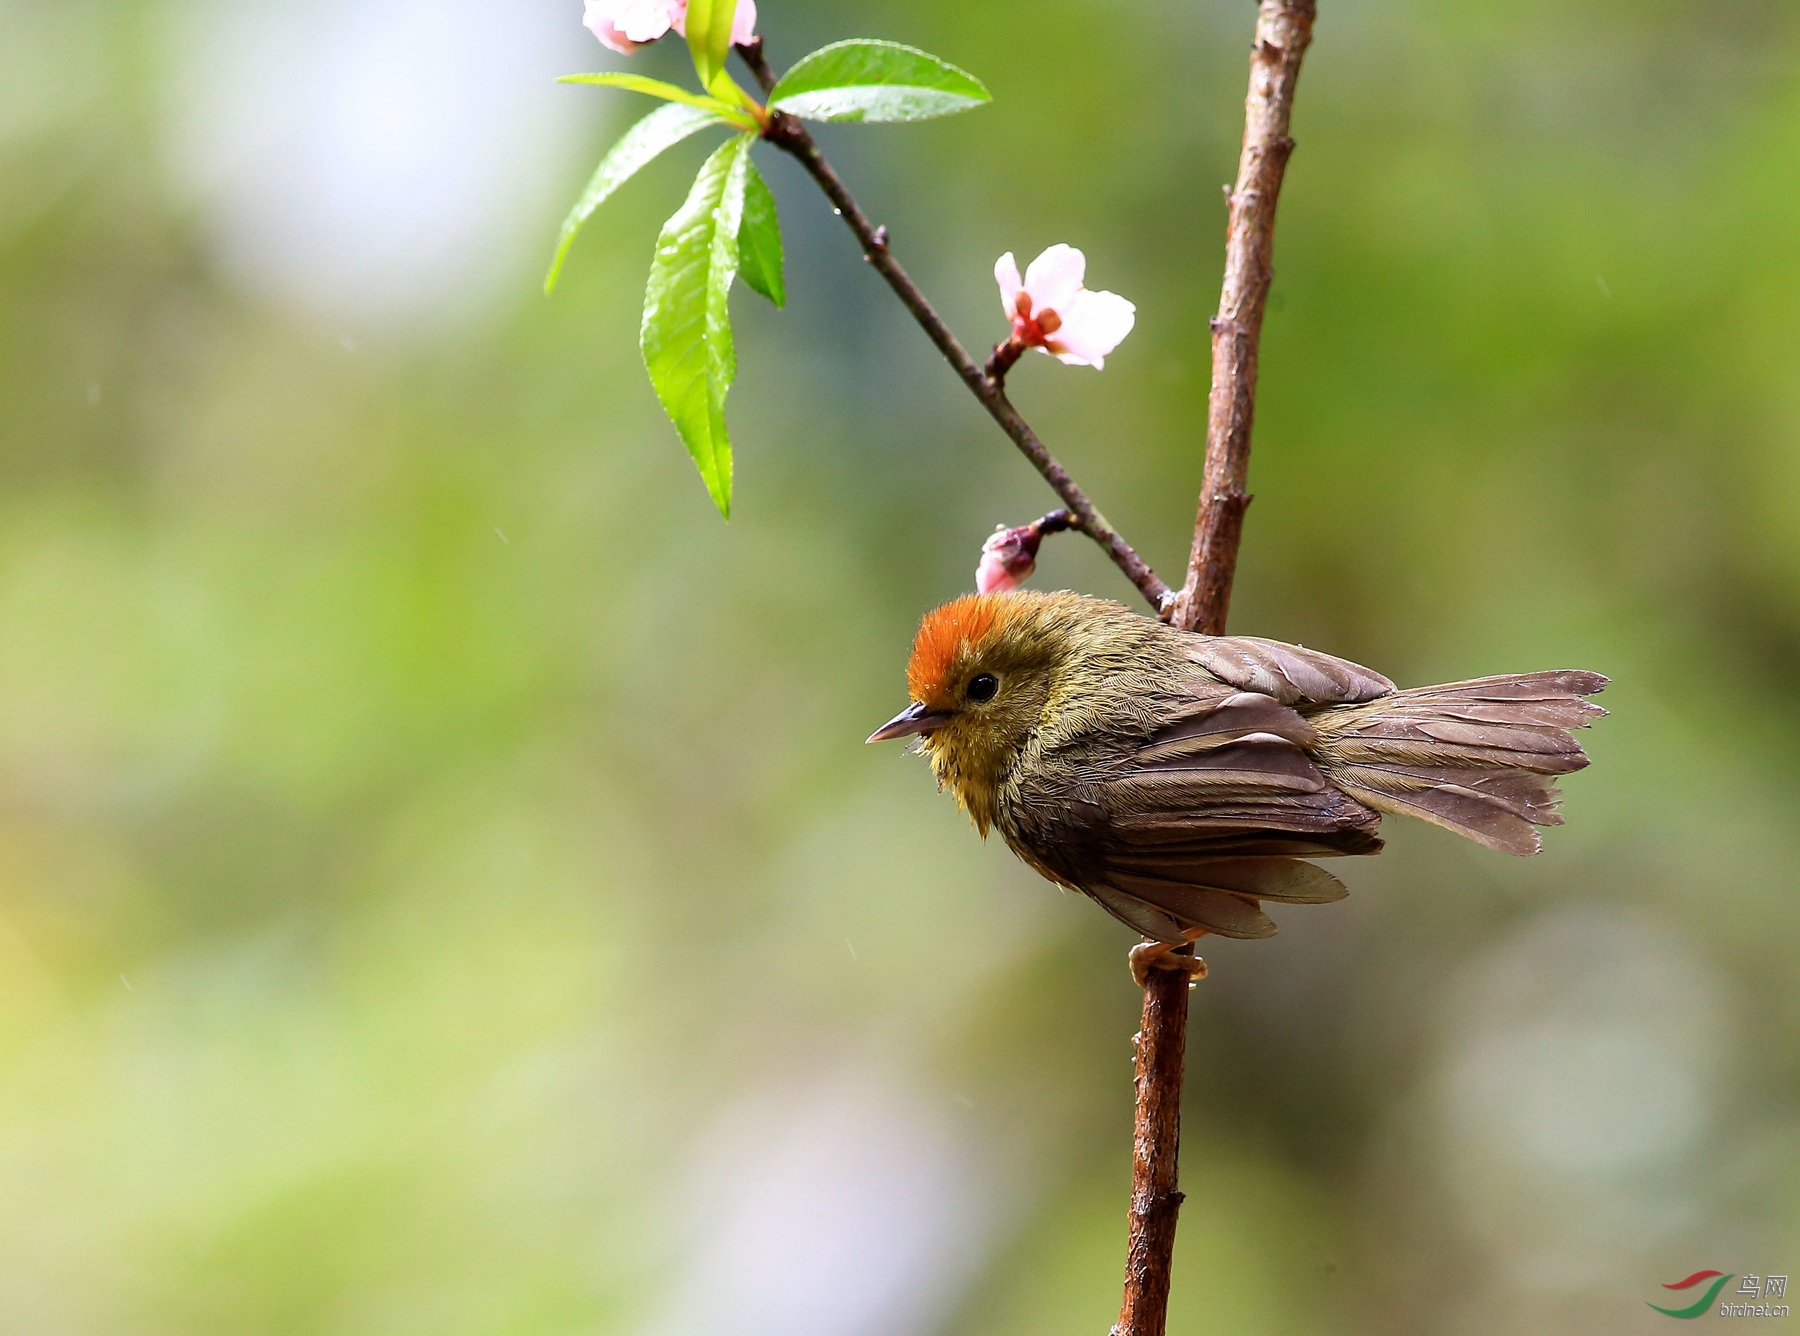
(1185, 635), (1396, 705)
(1008, 690), (1384, 944)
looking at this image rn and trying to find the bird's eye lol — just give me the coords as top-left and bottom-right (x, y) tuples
(967, 673), (999, 703)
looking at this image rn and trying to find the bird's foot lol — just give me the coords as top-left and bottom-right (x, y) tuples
(1129, 930), (1209, 989)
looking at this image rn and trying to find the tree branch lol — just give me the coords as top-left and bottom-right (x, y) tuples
(737, 40), (1172, 617)
(744, 5), (1314, 1325)
(1116, 6), (1317, 1336)
(1169, 2), (1316, 640)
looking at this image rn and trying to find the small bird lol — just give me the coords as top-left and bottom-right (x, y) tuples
(868, 591), (1606, 982)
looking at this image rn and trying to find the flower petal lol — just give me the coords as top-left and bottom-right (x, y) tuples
(976, 551), (1027, 593)
(993, 252), (1023, 319)
(585, 21), (638, 52)
(1021, 244), (1085, 316)
(583, 0), (652, 51)
(666, 0), (687, 35)
(1048, 288), (1136, 368)
(615, 0), (676, 42)
(730, 0), (758, 47)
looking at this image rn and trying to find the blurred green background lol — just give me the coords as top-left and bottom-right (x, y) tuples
(2, 0), (1797, 1332)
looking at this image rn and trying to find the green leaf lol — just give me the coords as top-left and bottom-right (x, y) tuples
(641, 134), (753, 517)
(558, 72), (754, 126)
(705, 66), (764, 121)
(545, 102), (727, 294)
(768, 40), (991, 123)
(737, 158), (784, 307)
(683, 0), (738, 90)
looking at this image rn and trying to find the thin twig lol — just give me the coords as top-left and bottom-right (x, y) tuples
(737, 40), (1173, 616)
(1115, 6), (1317, 1336)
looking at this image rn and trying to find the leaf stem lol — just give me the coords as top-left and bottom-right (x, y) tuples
(736, 39), (1172, 616)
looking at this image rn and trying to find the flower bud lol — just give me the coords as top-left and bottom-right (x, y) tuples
(976, 523), (1044, 594)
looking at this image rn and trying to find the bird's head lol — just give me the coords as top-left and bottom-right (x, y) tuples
(867, 592), (1083, 832)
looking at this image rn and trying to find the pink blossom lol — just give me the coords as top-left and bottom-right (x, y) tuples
(993, 244), (1136, 369)
(583, 0), (756, 55)
(583, 0), (677, 53)
(975, 523), (1042, 594)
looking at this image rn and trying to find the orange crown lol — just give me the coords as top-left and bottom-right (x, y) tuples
(907, 594), (1009, 703)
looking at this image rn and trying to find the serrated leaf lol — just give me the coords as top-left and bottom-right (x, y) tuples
(641, 134), (753, 517)
(684, 0), (738, 90)
(558, 72), (755, 126)
(768, 39), (991, 123)
(738, 158), (783, 307)
(545, 102), (727, 294)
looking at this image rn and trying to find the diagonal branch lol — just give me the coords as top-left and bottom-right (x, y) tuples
(1116, 7), (1318, 1336)
(737, 40), (1172, 616)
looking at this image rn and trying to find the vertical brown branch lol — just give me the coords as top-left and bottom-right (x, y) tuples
(1169, 0), (1317, 641)
(741, 8), (1315, 1326)
(1115, 4), (1317, 1336)
(1114, 961), (1192, 1336)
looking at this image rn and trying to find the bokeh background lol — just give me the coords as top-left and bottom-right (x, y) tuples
(2, 0), (1797, 1332)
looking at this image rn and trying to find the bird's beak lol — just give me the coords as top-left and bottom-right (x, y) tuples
(866, 700), (954, 744)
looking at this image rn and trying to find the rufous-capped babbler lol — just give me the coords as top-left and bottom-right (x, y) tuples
(868, 591), (1605, 985)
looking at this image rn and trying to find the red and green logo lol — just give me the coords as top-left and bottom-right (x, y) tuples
(1649, 1271), (1733, 1319)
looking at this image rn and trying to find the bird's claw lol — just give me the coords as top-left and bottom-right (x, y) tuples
(1129, 931), (1209, 989)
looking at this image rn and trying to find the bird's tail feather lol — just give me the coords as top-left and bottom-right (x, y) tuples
(1310, 670), (1607, 855)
